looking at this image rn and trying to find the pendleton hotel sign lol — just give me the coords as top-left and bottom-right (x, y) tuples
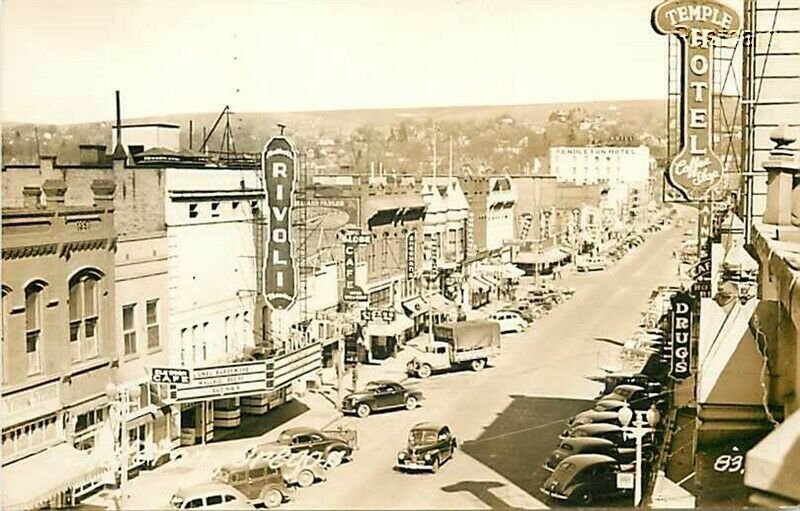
(263, 136), (298, 310)
(652, 0), (741, 202)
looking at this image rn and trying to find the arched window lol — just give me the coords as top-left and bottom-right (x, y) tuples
(69, 269), (103, 361)
(24, 281), (46, 375)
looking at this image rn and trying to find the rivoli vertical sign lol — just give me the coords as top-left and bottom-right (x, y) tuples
(263, 136), (297, 310)
(652, 0), (741, 201)
(670, 291), (693, 380)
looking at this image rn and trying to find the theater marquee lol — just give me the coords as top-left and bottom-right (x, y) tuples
(263, 136), (298, 310)
(652, 0), (741, 201)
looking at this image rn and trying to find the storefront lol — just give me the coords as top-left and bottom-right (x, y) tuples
(428, 293), (459, 324)
(402, 295), (430, 336)
(469, 276), (491, 308)
(368, 313), (415, 359)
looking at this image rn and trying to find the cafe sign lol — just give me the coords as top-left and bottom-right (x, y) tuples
(263, 136), (298, 310)
(343, 228), (371, 302)
(652, 0), (742, 201)
(670, 291), (693, 380)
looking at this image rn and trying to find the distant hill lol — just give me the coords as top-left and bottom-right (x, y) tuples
(2, 99), (665, 164)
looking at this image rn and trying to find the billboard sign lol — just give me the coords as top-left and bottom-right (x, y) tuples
(168, 361), (268, 403)
(263, 136), (298, 310)
(669, 292), (693, 380)
(151, 367), (191, 385)
(406, 231), (416, 280)
(652, 0), (741, 201)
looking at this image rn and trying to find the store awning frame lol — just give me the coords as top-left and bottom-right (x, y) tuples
(2, 443), (107, 511)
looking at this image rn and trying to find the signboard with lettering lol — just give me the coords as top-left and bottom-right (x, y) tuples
(2, 381), (60, 428)
(343, 229), (371, 302)
(670, 292), (693, 380)
(263, 136), (298, 310)
(698, 201), (712, 249)
(151, 367), (191, 385)
(467, 212), (476, 257)
(652, 0), (742, 201)
(360, 308), (397, 324)
(406, 231), (416, 280)
(169, 361), (268, 403)
(430, 232), (441, 277)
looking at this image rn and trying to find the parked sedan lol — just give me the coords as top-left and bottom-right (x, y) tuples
(488, 310), (528, 333)
(246, 427), (355, 472)
(540, 454), (634, 505)
(497, 306), (536, 323)
(341, 380), (423, 418)
(170, 483), (256, 510)
(560, 411), (621, 438)
(599, 384), (659, 410)
(544, 437), (636, 471)
(213, 458), (295, 508)
(396, 422), (457, 473)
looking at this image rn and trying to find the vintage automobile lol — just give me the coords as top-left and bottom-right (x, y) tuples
(544, 437), (637, 471)
(560, 411), (621, 438)
(498, 305), (537, 323)
(341, 380), (423, 418)
(488, 310), (529, 333)
(540, 454), (634, 505)
(396, 422), (457, 473)
(169, 483), (256, 510)
(245, 427), (356, 472)
(567, 423), (653, 451)
(213, 458), (295, 508)
(599, 384), (660, 410)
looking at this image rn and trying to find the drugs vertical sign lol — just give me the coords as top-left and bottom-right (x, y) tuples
(263, 136), (297, 310)
(670, 291), (693, 381)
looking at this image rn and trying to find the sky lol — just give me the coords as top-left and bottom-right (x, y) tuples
(1, 0), (670, 124)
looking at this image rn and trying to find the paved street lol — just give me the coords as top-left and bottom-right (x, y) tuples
(85, 223), (684, 510)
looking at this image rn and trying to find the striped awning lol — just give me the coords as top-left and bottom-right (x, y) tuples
(2, 443), (107, 511)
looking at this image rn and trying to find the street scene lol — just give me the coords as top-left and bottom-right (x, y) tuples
(2, 1), (800, 510)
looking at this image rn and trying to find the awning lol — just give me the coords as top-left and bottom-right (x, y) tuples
(2, 443), (107, 511)
(429, 293), (459, 315)
(698, 299), (761, 405)
(476, 275), (498, 289)
(402, 296), (430, 318)
(744, 409), (800, 503)
(470, 276), (489, 292)
(368, 313), (414, 337)
(515, 246), (569, 265)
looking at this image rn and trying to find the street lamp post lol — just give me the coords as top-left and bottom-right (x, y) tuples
(105, 382), (142, 511)
(617, 404), (660, 507)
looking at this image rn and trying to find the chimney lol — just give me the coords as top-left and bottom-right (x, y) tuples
(39, 154), (59, 180)
(42, 179), (67, 207)
(90, 179), (116, 208)
(22, 186), (42, 209)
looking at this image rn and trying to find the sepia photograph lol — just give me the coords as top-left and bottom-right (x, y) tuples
(1, 0), (799, 510)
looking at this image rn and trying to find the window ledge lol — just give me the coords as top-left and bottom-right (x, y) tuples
(147, 346), (162, 356)
(123, 353), (140, 363)
(752, 222), (800, 329)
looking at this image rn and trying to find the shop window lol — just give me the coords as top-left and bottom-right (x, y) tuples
(146, 299), (160, 349)
(25, 281), (45, 375)
(123, 304), (137, 355)
(69, 270), (102, 359)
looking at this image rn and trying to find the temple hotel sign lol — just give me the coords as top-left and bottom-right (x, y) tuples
(652, 0), (741, 202)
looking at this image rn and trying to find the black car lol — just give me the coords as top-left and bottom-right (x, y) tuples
(540, 454), (634, 505)
(599, 384), (659, 410)
(599, 372), (663, 395)
(396, 422), (457, 473)
(567, 423), (653, 451)
(341, 380), (423, 418)
(560, 411), (621, 438)
(544, 437), (637, 471)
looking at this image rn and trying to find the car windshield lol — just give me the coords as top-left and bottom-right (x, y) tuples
(277, 431), (293, 444)
(409, 430), (438, 446)
(170, 495), (185, 509)
(364, 382), (381, 391)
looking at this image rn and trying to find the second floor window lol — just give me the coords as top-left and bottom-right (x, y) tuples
(123, 304), (136, 356)
(69, 270), (102, 360)
(146, 299), (160, 349)
(25, 282), (45, 375)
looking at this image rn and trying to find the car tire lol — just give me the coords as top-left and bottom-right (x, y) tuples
(417, 364), (433, 379)
(573, 488), (593, 505)
(356, 403), (371, 418)
(326, 449), (345, 468)
(296, 469), (315, 488)
(405, 396), (418, 410)
(431, 456), (440, 473)
(470, 359), (486, 372)
(261, 488), (283, 509)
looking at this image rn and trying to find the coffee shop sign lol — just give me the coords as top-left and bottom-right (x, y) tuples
(652, 0), (741, 202)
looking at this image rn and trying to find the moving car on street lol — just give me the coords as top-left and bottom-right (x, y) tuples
(169, 483), (256, 510)
(539, 454), (634, 505)
(488, 310), (529, 333)
(576, 255), (607, 272)
(213, 459), (295, 508)
(396, 422), (457, 473)
(544, 437), (636, 471)
(246, 427), (356, 472)
(406, 320), (501, 378)
(341, 380), (423, 418)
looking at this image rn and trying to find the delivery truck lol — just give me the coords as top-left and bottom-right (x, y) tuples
(406, 320), (501, 378)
